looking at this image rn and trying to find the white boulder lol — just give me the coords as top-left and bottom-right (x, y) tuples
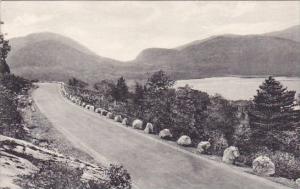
(89, 106), (95, 112)
(95, 108), (102, 113)
(132, 119), (143, 130)
(222, 146), (240, 164)
(159, 129), (172, 139)
(197, 141), (211, 154)
(106, 112), (114, 119)
(296, 178), (300, 187)
(252, 156), (275, 176)
(177, 135), (192, 146)
(114, 115), (122, 122)
(122, 118), (128, 126)
(144, 123), (154, 134)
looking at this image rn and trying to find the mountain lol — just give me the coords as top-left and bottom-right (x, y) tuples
(125, 33), (300, 80)
(7, 32), (121, 83)
(7, 25), (300, 83)
(265, 25), (300, 42)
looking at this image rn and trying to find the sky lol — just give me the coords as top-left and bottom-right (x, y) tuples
(1, 1), (300, 61)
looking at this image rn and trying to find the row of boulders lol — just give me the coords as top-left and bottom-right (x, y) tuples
(61, 85), (277, 178)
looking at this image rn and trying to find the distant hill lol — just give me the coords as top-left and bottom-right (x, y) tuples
(265, 25), (300, 43)
(8, 33), (121, 83)
(7, 25), (300, 83)
(125, 34), (300, 79)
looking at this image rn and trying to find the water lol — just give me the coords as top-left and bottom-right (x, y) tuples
(175, 77), (300, 101)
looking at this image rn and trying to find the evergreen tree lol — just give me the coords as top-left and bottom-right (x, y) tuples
(0, 34), (11, 74)
(249, 76), (296, 149)
(112, 77), (128, 102)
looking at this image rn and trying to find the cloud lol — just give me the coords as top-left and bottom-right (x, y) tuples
(12, 14), (54, 27)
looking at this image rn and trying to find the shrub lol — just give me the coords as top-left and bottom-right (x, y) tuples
(105, 164), (131, 189)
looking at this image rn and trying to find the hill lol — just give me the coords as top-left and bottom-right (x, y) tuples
(125, 34), (300, 79)
(7, 25), (300, 83)
(265, 25), (300, 42)
(7, 33), (121, 83)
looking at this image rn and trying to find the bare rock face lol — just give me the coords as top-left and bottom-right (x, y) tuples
(252, 156), (275, 176)
(177, 135), (192, 146)
(106, 112), (114, 119)
(114, 115), (122, 122)
(197, 141), (211, 154)
(159, 129), (172, 140)
(132, 119), (143, 130)
(144, 123), (154, 134)
(222, 146), (240, 164)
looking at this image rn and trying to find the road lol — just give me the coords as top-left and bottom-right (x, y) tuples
(32, 83), (289, 189)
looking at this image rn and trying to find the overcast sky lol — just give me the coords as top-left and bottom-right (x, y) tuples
(2, 1), (300, 61)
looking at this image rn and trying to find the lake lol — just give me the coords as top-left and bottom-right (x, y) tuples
(175, 77), (300, 101)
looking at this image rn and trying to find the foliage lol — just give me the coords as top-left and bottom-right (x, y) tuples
(105, 164), (131, 189)
(146, 70), (175, 92)
(170, 85), (210, 143)
(0, 74), (32, 94)
(249, 76), (297, 150)
(18, 162), (108, 189)
(68, 77), (88, 88)
(0, 34), (11, 74)
(112, 77), (129, 102)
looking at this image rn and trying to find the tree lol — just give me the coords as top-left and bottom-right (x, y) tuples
(68, 77), (88, 88)
(171, 85), (210, 142)
(146, 70), (175, 92)
(249, 76), (297, 150)
(112, 77), (129, 102)
(0, 34), (11, 74)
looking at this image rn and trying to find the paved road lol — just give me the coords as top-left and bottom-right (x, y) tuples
(32, 83), (289, 189)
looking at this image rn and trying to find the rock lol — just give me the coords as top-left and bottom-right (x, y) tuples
(101, 110), (108, 116)
(177, 135), (192, 146)
(89, 106), (95, 112)
(296, 178), (300, 187)
(122, 118), (128, 126)
(159, 129), (172, 139)
(222, 146), (240, 164)
(197, 141), (211, 154)
(85, 105), (90, 109)
(252, 156), (275, 176)
(132, 119), (143, 130)
(144, 123), (154, 134)
(106, 112), (114, 119)
(95, 108), (102, 113)
(81, 102), (86, 107)
(114, 115), (122, 122)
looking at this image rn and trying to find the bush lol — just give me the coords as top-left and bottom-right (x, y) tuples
(18, 161), (107, 189)
(105, 164), (131, 189)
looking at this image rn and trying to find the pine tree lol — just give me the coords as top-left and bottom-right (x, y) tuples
(112, 77), (128, 102)
(249, 76), (296, 149)
(0, 34), (11, 74)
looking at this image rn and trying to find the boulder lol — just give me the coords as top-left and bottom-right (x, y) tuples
(106, 112), (114, 119)
(101, 110), (108, 116)
(197, 141), (211, 154)
(114, 115), (122, 122)
(177, 135), (192, 146)
(296, 178), (300, 187)
(144, 123), (154, 134)
(122, 118), (128, 126)
(222, 146), (240, 164)
(95, 108), (102, 113)
(81, 102), (86, 107)
(89, 106), (95, 112)
(85, 105), (90, 109)
(132, 119), (143, 130)
(252, 156), (275, 176)
(159, 129), (172, 139)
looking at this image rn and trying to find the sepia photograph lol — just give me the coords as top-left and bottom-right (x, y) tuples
(0, 1), (300, 189)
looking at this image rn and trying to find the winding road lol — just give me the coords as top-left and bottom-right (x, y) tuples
(32, 83), (289, 189)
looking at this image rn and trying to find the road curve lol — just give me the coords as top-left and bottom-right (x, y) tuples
(32, 83), (289, 189)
